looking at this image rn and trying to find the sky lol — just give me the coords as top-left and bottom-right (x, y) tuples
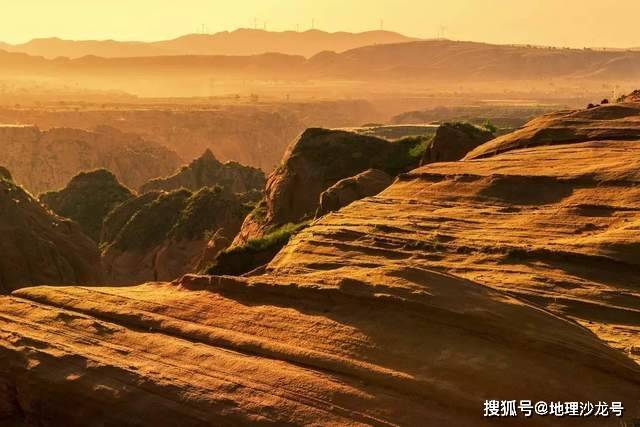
(1, 0), (640, 48)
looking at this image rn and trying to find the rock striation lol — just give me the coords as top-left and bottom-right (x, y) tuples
(1, 96), (640, 425)
(0, 124), (182, 195)
(40, 169), (134, 242)
(139, 149), (265, 195)
(0, 168), (102, 293)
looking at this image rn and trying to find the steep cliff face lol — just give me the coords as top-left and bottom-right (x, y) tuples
(421, 122), (494, 164)
(140, 149), (265, 194)
(0, 168), (102, 293)
(233, 129), (427, 246)
(0, 124), (182, 195)
(101, 187), (251, 283)
(40, 169), (133, 242)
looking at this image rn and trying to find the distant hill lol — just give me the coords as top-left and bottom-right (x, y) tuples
(2, 39), (640, 83)
(1, 29), (418, 59)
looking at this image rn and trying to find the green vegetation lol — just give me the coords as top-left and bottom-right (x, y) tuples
(383, 135), (432, 175)
(104, 185), (251, 253)
(40, 169), (133, 242)
(482, 120), (498, 134)
(225, 222), (309, 256)
(110, 189), (191, 251)
(170, 186), (251, 241)
(205, 221), (309, 275)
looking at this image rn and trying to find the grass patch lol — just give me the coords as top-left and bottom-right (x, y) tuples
(224, 221), (309, 256)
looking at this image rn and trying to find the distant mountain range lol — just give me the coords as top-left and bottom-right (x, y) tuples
(2, 39), (639, 83)
(0, 29), (418, 59)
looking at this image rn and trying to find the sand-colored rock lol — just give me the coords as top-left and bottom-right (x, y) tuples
(101, 187), (250, 283)
(421, 122), (493, 164)
(0, 170), (102, 293)
(140, 149), (265, 194)
(465, 101), (640, 159)
(316, 168), (393, 217)
(0, 124), (181, 194)
(40, 169), (133, 242)
(234, 128), (426, 245)
(2, 99), (640, 424)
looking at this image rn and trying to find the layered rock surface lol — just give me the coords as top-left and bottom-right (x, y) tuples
(140, 149), (265, 194)
(0, 125), (181, 194)
(1, 100), (640, 425)
(0, 169), (102, 293)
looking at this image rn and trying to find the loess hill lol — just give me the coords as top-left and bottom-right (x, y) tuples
(1, 96), (640, 425)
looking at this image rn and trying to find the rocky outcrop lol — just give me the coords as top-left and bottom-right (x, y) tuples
(2, 97), (640, 425)
(233, 128), (427, 245)
(40, 169), (133, 242)
(0, 124), (182, 195)
(421, 122), (493, 164)
(316, 168), (392, 217)
(0, 169), (102, 293)
(101, 187), (250, 283)
(139, 149), (265, 194)
(465, 99), (640, 159)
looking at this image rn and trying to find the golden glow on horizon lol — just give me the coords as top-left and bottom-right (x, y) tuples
(2, 0), (640, 48)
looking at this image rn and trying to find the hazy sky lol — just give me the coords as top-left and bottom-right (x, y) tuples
(2, 0), (640, 48)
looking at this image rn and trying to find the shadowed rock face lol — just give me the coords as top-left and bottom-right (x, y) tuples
(0, 169), (102, 293)
(316, 168), (393, 217)
(100, 187), (251, 284)
(139, 149), (265, 194)
(421, 122), (493, 164)
(233, 128), (426, 246)
(40, 169), (134, 242)
(2, 98), (640, 425)
(0, 125), (182, 195)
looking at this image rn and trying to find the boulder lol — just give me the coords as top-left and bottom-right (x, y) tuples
(316, 168), (393, 217)
(421, 122), (493, 164)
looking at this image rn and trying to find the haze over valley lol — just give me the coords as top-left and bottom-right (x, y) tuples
(1, 2), (640, 425)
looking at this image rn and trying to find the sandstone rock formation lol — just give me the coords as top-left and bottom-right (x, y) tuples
(2, 97), (640, 425)
(465, 100), (640, 160)
(140, 149), (265, 194)
(233, 128), (427, 246)
(40, 169), (134, 242)
(315, 168), (393, 217)
(421, 122), (493, 165)
(0, 124), (182, 195)
(101, 187), (250, 283)
(0, 169), (102, 293)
